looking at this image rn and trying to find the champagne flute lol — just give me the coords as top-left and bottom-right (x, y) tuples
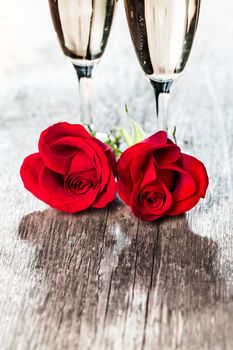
(124, 0), (201, 130)
(48, 0), (117, 124)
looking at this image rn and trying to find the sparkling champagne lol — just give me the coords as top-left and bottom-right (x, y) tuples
(48, 0), (116, 65)
(124, 0), (201, 81)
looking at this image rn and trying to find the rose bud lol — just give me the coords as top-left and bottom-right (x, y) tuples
(117, 131), (208, 222)
(20, 122), (117, 213)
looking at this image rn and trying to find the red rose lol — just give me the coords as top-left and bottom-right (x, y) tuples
(20, 122), (117, 213)
(117, 131), (208, 222)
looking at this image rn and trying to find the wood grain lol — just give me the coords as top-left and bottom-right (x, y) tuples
(1, 0), (233, 349)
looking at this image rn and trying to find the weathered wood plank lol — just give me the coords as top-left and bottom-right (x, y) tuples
(1, 0), (233, 349)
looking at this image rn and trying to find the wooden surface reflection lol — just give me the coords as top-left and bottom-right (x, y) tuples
(11, 202), (231, 349)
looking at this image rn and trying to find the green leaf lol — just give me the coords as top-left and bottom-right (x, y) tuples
(120, 128), (131, 147)
(130, 119), (146, 145)
(124, 103), (146, 146)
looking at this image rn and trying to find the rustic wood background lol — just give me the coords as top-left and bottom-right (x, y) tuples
(1, 0), (233, 349)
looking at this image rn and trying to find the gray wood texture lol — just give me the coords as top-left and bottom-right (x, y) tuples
(1, 0), (233, 349)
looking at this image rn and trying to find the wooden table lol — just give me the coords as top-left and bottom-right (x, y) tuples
(1, 0), (233, 349)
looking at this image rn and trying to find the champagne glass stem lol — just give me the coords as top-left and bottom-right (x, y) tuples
(150, 80), (173, 131)
(74, 64), (95, 125)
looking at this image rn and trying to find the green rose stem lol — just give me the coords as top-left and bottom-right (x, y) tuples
(86, 124), (96, 137)
(172, 126), (177, 145)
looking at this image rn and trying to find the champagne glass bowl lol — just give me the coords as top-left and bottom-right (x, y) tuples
(48, 0), (117, 124)
(124, 0), (201, 130)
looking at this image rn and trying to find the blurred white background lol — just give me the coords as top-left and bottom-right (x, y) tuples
(0, 0), (232, 132)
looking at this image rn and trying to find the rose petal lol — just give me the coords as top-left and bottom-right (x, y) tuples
(156, 168), (174, 190)
(94, 137), (117, 176)
(39, 166), (72, 203)
(49, 136), (113, 192)
(131, 180), (172, 221)
(69, 150), (96, 174)
(85, 138), (112, 191)
(39, 166), (100, 213)
(181, 153), (209, 198)
(168, 195), (200, 216)
(50, 136), (101, 178)
(159, 164), (196, 202)
(39, 123), (92, 174)
(139, 156), (157, 188)
(117, 155), (134, 205)
(44, 136), (90, 174)
(93, 173), (116, 208)
(167, 154), (209, 216)
(142, 131), (167, 145)
(129, 144), (180, 183)
(117, 142), (175, 204)
(20, 153), (50, 203)
(154, 144), (181, 166)
(65, 169), (98, 194)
